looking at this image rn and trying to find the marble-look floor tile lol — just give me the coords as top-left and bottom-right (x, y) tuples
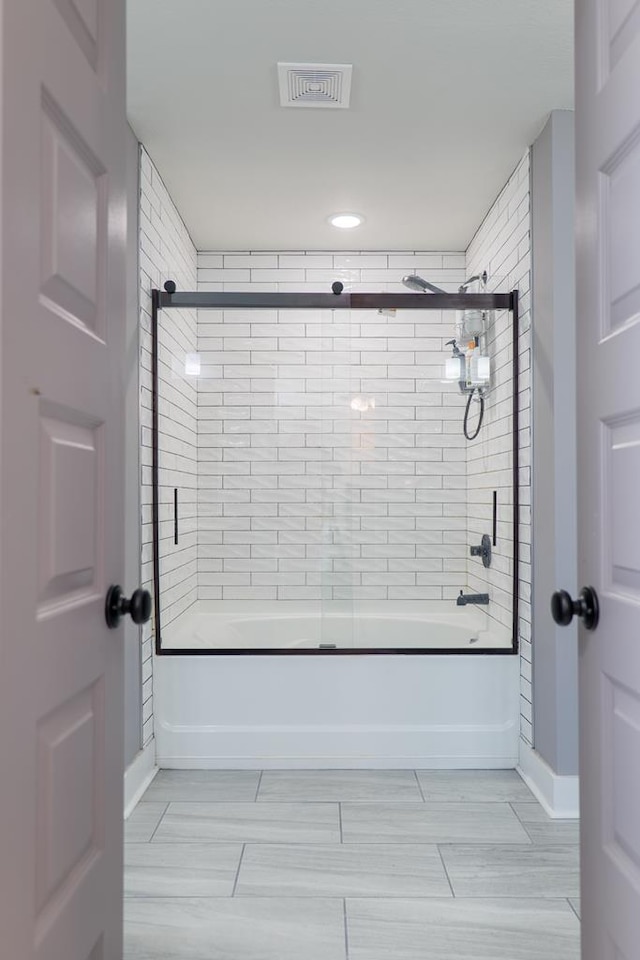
(258, 769), (422, 802)
(125, 803), (168, 843)
(440, 844), (580, 898)
(235, 843), (451, 898)
(511, 804), (580, 845)
(153, 802), (340, 844)
(341, 803), (531, 844)
(569, 898), (581, 919)
(143, 769), (261, 802)
(518, 820), (580, 845)
(346, 898), (580, 960)
(509, 801), (573, 823)
(417, 770), (536, 803)
(124, 897), (346, 960)
(124, 844), (242, 898)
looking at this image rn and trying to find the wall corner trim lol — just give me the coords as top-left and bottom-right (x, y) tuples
(124, 740), (158, 819)
(517, 741), (579, 819)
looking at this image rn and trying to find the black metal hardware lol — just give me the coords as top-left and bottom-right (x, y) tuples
(492, 491), (497, 546)
(105, 585), (152, 629)
(511, 290), (520, 653)
(332, 281), (344, 295)
(157, 291), (514, 311)
(551, 587), (599, 631)
(151, 289), (161, 651)
(174, 488), (179, 545)
(470, 534), (492, 568)
(151, 287), (520, 656)
(457, 591), (490, 606)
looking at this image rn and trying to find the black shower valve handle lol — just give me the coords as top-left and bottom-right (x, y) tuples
(470, 534), (492, 568)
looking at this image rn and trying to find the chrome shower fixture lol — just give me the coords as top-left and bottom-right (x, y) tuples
(402, 274), (447, 295)
(458, 271), (488, 293)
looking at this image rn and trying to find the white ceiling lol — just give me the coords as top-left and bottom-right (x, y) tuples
(127, 0), (573, 252)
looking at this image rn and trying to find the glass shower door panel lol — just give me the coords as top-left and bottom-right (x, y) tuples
(318, 308), (355, 649)
(155, 304), (199, 649)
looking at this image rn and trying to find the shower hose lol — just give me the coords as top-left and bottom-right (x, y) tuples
(464, 388), (485, 441)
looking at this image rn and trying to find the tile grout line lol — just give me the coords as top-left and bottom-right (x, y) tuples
(147, 802), (170, 843)
(436, 844), (456, 898)
(122, 894), (587, 902)
(414, 769), (426, 802)
(255, 770), (264, 801)
(343, 898), (350, 960)
(231, 844), (246, 897)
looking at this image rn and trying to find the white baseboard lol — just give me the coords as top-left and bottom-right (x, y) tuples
(124, 741), (158, 819)
(517, 742), (579, 819)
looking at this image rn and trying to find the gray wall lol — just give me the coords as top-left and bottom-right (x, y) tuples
(531, 111), (579, 776)
(124, 126), (142, 767)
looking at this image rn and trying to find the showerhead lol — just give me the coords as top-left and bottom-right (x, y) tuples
(402, 274), (447, 295)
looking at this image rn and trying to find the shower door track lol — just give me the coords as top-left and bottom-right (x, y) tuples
(157, 291), (512, 311)
(151, 286), (519, 657)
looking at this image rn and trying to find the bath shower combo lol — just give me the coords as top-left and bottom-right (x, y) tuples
(149, 278), (521, 767)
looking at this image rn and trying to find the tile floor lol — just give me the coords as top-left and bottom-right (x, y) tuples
(124, 769), (580, 960)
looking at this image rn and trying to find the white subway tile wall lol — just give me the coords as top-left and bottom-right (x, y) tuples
(139, 147), (199, 746)
(466, 151), (532, 747)
(196, 254), (471, 603)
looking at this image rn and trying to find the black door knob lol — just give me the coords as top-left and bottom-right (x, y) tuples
(105, 585), (152, 629)
(550, 587), (599, 631)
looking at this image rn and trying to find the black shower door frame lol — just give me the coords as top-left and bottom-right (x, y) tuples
(151, 287), (519, 656)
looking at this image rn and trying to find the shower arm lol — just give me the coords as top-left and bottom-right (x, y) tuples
(458, 271), (488, 293)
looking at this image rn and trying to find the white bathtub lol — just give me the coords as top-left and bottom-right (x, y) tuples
(155, 601), (519, 769)
(161, 601), (512, 652)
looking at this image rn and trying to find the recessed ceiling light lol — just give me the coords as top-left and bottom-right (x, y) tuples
(329, 213), (364, 229)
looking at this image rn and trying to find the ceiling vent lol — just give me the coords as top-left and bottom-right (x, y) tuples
(278, 62), (352, 109)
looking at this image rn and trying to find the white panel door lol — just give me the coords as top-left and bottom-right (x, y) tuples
(0, 0), (128, 958)
(575, 1), (640, 957)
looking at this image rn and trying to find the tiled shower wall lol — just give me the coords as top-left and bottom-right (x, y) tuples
(195, 253), (469, 601)
(466, 152), (533, 746)
(139, 147), (198, 745)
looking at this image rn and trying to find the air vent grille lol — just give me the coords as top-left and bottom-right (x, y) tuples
(278, 63), (352, 109)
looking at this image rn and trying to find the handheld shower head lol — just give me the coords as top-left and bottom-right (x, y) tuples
(402, 274), (447, 295)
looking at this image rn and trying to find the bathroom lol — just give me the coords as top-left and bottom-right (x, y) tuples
(123, 1), (580, 956)
(7, 0), (640, 954)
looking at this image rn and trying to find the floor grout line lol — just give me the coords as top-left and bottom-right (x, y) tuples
(136, 798), (544, 805)
(436, 844), (456, 898)
(343, 898), (350, 960)
(254, 770), (264, 801)
(123, 894), (584, 901)
(231, 844), (246, 897)
(147, 802), (170, 842)
(414, 769), (426, 802)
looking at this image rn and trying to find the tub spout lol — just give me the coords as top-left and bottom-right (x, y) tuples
(457, 591), (490, 606)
